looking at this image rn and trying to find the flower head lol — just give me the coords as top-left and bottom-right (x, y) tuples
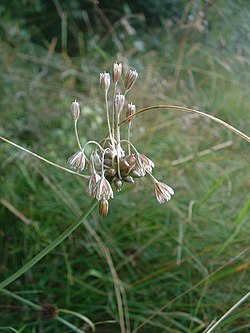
(68, 151), (85, 171)
(95, 177), (114, 201)
(100, 72), (110, 91)
(125, 69), (138, 91)
(154, 181), (174, 204)
(112, 62), (122, 83)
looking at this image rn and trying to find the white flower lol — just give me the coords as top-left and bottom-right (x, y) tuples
(95, 177), (114, 201)
(68, 151), (85, 171)
(154, 181), (174, 204)
(135, 154), (155, 176)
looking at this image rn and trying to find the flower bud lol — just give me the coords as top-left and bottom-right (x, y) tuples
(112, 62), (122, 83)
(123, 176), (134, 183)
(130, 170), (142, 178)
(99, 199), (109, 217)
(114, 179), (123, 192)
(115, 93), (125, 114)
(100, 72), (110, 91)
(71, 100), (80, 121)
(125, 69), (138, 91)
(126, 103), (136, 121)
(106, 168), (116, 177)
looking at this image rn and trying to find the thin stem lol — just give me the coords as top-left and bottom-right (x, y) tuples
(0, 288), (87, 333)
(146, 171), (158, 183)
(105, 90), (115, 147)
(116, 111), (122, 179)
(203, 291), (250, 333)
(0, 288), (41, 310)
(112, 82), (118, 139)
(57, 317), (87, 333)
(120, 139), (139, 155)
(84, 221), (127, 333)
(132, 248), (249, 333)
(0, 199), (98, 289)
(127, 121), (132, 155)
(120, 105), (250, 143)
(74, 119), (82, 150)
(0, 135), (89, 179)
(83, 140), (104, 153)
(101, 149), (106, 176)
(59, 309), (95, 333)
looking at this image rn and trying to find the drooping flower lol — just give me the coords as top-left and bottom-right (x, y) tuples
(154, 181), (174, 204)
(135, 154), (155, 176)
(68, 151), (85, 171)
(88, 172), (101, 197)
(95, 177), (114, 201)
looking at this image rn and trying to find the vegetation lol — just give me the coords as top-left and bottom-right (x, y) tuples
(0, 1), (249, 332)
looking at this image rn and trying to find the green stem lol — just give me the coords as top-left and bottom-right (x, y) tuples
(0, 288), (41, 310)
(74, 119), (82, 150)
(0, 199), (98, 289)
(0, 288), (87, 333)
(105, 91), (115, 148)
(57, 316), (87, 333)
(127, 121), (132, 155)
(112, 82), (117, 138)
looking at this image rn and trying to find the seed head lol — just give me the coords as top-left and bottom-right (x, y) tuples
(115, 93), (125, 114)
(71, 100), (80, 121)
(112, 62), (122, 83)
(100, 72), (110, 91)
(41, 303), (58, 320)
(99, 199), (109, 217)
(68, 151), (85, 171)
(126, 103), (136, 121)
(154, 181), (174, 204)
(125, 69), (138, 91)
(95, 177), (114, 201)
(88, 172), (101, 197)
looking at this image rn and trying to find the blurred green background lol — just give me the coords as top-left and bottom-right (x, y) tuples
(0, 0), (249, 332)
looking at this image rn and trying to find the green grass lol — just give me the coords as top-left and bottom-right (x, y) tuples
(0, 1), (250, 332)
